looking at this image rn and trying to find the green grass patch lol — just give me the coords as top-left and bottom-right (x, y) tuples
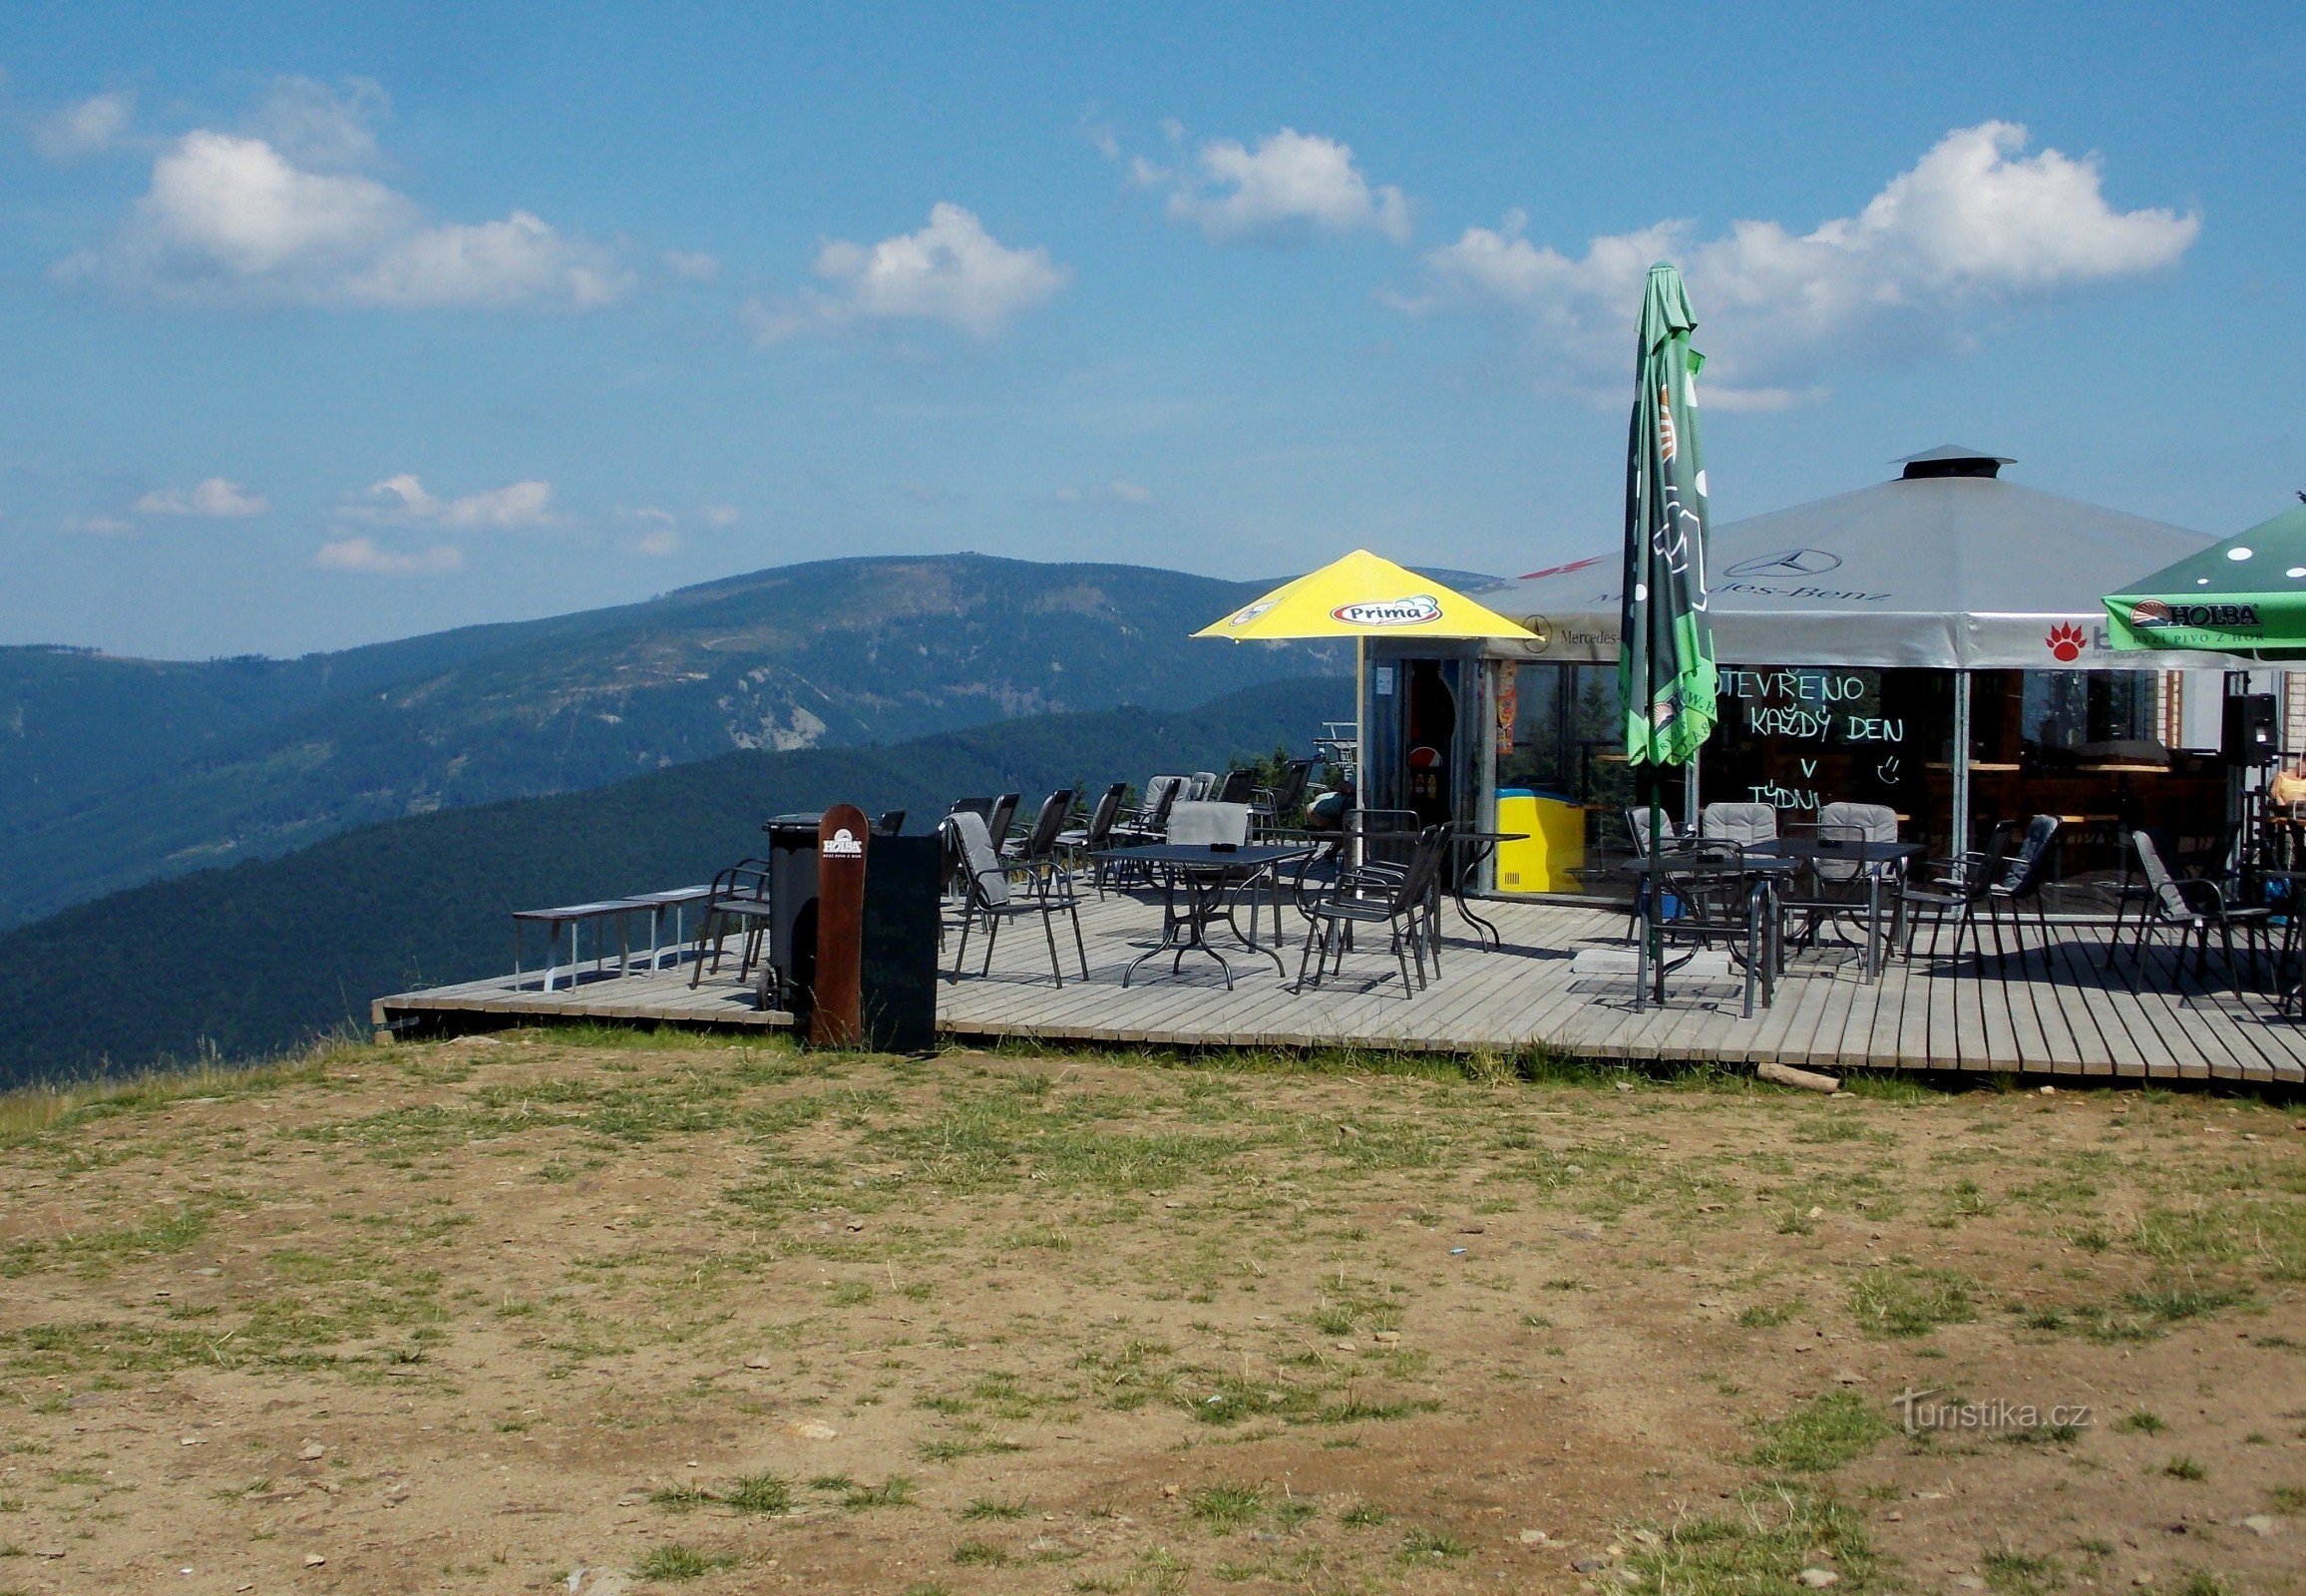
(842, 1476), (917, 1510)
(1847, 1268), (1977, 1338)
(1188, 1483), (1265, 1533)
(1625, 1485), (1875, 1596)
(1749, 1393), (1889, 1474)
(1983, 1548), (2062, 1596)
(634, 1542), (734, 1581)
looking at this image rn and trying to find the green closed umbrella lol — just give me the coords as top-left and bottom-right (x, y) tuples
(1621, 261), (1720, 763)
(2104, 499), (2306, 657)
(1622, 261), (1720, 1009)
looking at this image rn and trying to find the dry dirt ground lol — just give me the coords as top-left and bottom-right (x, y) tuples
(2, 1034), (2303, 1596)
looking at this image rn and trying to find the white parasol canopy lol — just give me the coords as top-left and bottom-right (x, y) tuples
(1488, 447), (2247, 671)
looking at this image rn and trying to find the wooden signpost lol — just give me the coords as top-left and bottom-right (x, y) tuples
(811, 804), (869, 1047)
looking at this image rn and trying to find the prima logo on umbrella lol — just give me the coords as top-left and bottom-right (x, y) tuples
(1225, 599), (1277, 627)
(1332, 595), (1443, 626)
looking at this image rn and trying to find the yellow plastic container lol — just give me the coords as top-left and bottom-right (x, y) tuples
(1494, 789), (1587, 894)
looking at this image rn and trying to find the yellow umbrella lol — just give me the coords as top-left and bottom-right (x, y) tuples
(1196, 551), (1535, 809)
(1193, 549), (1535, 641)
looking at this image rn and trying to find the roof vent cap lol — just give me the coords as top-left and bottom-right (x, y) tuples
(1896, 444), (2015, 480)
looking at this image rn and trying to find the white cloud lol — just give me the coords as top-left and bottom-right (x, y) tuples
(1056, 480), (1157, 507)
(133, 477), (269, 519)
(314, 536), (462, 576)
(354, 473), (557, 530)
(1400, 122), (2198, 404)
(662, 248), (720, 282)
(699, 504), (738, 528)
(55, 81), (629, 310)
(35, 91), (137, 160)
(243, 77), (386, 170)
(1136, 127), (1410, 245)
(746, 202), (1068, 342)
(619, 506), (680, 556)
(63, 514), (134, 538)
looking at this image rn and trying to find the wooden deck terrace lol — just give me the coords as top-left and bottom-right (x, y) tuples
(371, 889), (2306, 1084)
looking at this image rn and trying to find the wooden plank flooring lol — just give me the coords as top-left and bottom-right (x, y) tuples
(372, 892), (2306, 1083)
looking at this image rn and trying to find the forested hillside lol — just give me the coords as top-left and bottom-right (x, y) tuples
(0, 675), (1347, 1085)
(0, 554), (1340, 928)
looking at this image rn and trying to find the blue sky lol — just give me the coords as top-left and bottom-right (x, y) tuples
(2, 2), (2300, 657)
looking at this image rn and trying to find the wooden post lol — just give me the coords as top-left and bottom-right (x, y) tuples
(812, 804), (869, 1048)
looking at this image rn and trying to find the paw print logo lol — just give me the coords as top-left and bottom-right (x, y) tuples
(2046, 622), (2086, 662)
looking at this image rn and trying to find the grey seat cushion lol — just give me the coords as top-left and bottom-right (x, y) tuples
(1166, 801), (1250, 846)
(1700, 802), (1778, 847)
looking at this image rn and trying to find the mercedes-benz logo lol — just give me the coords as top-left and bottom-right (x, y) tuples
(1725, 548), (1842, 579)
(1519, 614), (1553, 654)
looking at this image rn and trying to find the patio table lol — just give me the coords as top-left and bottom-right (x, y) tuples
(621, 885), (714, 971)
(1091, 842), (1315, 990)
(1753, 837), (1927, 983)
(513, 898), (645, 992)
(1445, 830), (1527, 950)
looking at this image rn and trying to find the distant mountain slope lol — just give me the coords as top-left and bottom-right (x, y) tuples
(1, 555), (1341, 927)
(0, 675), (1348, 1086)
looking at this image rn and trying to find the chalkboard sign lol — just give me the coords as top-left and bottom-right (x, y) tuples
(1712, 667), (1937, 819)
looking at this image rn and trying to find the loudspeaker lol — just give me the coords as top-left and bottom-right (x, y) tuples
(2223, 692), (2278, 763)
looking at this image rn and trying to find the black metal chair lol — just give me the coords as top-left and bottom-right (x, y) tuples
(984, 792), (1022, 853)
(2112, 828), (2272, 991)
(1641, 838), (1776, 1017)
(1251, 759), (1315, 837)
(874, 810), (906, 837)
(1001, 789), (1074, 866)
(1905, 816), (2060, 971)
(1900, 818), (2015, 963)
(1780, 802), (1903, 960)
(1623, 805), (1693, 943)
(1214, 768), (1257, 804)
(945, 810), (1089, 988)
(690, 859), (774, 990)
(1115, 776), (1185, 845)
(1294, 824), (1450, 997)
(1058, 782), (1128, 891)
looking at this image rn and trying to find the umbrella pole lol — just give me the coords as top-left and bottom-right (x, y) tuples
(1353, 636), (1365, 871)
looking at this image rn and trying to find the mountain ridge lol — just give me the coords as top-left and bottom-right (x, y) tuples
(1, 554), (1343, 927)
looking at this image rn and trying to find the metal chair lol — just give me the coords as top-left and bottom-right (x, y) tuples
(944, 811), (1089, 988)
(1783, 802), (1903, 959)
(1251, 759), (1316, 836)
(689, 860), (774, 990)
(1906, 816), (2060, 971)
(1166, 801), (1251, 847)
(2113, 828), (2272, 991)
(1116, 776), (1185, 844)
(1295, 824), (1450, 997)
(1214, 768), (1257, 804)
(1641, 839), (1776, 1017)
(984, 792), (1022, 853)
(1623, 806), (1693, 945)
(1058, 782), (1128, 891)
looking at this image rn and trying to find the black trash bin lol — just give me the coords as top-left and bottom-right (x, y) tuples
(763, 812), (823, 1016)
